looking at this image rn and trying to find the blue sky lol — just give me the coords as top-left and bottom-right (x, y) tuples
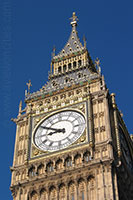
(0, 0), (133, 199)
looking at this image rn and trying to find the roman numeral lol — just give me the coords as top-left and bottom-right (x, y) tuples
(49, 142), (53, 146)
(42, 139), (47, 144)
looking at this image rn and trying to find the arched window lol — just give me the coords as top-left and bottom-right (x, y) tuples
(59, 184), (66, 200)
(28, 166), (36, 178)
(58, 66), (62, 73)
(78, 180), (85, 200)
(16, 171), (20, 182)
(65, 77), (70, 83)
(69, 182), (75, 200)
(63, 65), (66, 72)
(78, 60), (81, 67)
(46, 162), (54, 172)
(73, 61), (76, 68)
(84, 152), (90, 162)
(22, 170), (26, 180)
(68, 63), (71, 70)
(65, 157), (72, 167)
(37, 164), (44, 175)
(40, 189), (47, 200)
(56, 159), (63, 170)
(50, 186), (57, 200)
(31, 191), (38, 200)
(87, 176), (95, 200)
(78, 73), (83, 78)
(74, 154), (81, 165)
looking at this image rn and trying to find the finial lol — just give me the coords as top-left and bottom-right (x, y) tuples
(18, 100), (22, 116)
(83, 35), (87, 48)
(95, 58), (101, 75)
(52, 46), (56, 58)
(111, 93), (116, 106)
(26, 80), (32, 94)
(70, 12), (78, 26)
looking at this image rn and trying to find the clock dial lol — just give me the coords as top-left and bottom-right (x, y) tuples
(33, 110), (86, 152)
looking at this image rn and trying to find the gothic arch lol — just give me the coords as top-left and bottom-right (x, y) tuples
(46, 161), (54, 173)
(68, 181), (76, 200)
(65, 156), (72, 167)
(40, 188), (47, 200)
(78, 178), (86, 200)
(16, 171), (20, 182)
(30, 190), (38, 200)
(83, 151), (90, 162)
(59, 183), (66, 200)
(37, 164), (44, 175)
(28, 166), (36, 178)
(87, 175), (95, 200)
(74, 153), (82, 165)
(56, 158), (63, 170)
(22, 169), (26, 180)
(49, 186), (57, 200)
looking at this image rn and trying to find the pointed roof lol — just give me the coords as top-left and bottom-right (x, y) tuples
(53, 12), (85, 59)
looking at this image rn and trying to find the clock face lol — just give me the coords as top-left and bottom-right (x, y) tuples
(33, 110), (86, 152)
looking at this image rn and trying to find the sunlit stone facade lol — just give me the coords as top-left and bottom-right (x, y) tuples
(10, 13), (133, 200)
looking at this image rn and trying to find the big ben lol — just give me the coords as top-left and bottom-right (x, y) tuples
(10, 13), (133, 200)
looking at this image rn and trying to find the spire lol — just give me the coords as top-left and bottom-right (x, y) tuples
(53, 12), (84, 60)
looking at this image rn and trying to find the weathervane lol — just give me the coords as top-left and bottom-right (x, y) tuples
(26, 80), (32, 94)
(95, 58), (101, 75)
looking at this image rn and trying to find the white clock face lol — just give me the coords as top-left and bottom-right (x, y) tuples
(33, 110), (86, 152)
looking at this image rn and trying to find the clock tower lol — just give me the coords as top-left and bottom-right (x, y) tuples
(10, 13), (133, 200)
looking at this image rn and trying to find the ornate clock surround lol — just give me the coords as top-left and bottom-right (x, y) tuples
(30, 101), (90, 159)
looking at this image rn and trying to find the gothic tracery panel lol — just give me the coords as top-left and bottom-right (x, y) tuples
(59, 184), (66, 200)
(49, 186), (57, 200)
(69, 182), (76, 200)
(40, 189), (47, 200)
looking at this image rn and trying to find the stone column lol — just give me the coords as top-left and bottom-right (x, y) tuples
(111, 93), (121, 157)
(85, 179), (88, 200)
(104, 91), (112, 141)
(25, 115), (32, 162)
(57, 187), (59, 200)
(104, 92), (114, 160)
(66, 185), (69, 200)
(112, 168), (119, 200)
(75, 181), (78, 200)
(101, 163), (106, 200)
(87, 95), (94, 159)
(47, 190), (50, 200)
(87, 95), (93, 146)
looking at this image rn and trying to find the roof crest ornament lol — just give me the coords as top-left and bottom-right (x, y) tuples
(52, 46), (56, 58)
(95, 58), (101, 75)
(83, 35), (87, 48)
(26, 80), (32, 95)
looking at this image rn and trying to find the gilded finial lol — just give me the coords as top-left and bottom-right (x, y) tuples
(26, 80), (32, 94)
(70, 12), (78, 26)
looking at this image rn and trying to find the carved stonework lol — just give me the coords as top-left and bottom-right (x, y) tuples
(10, 13), (133, 200)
